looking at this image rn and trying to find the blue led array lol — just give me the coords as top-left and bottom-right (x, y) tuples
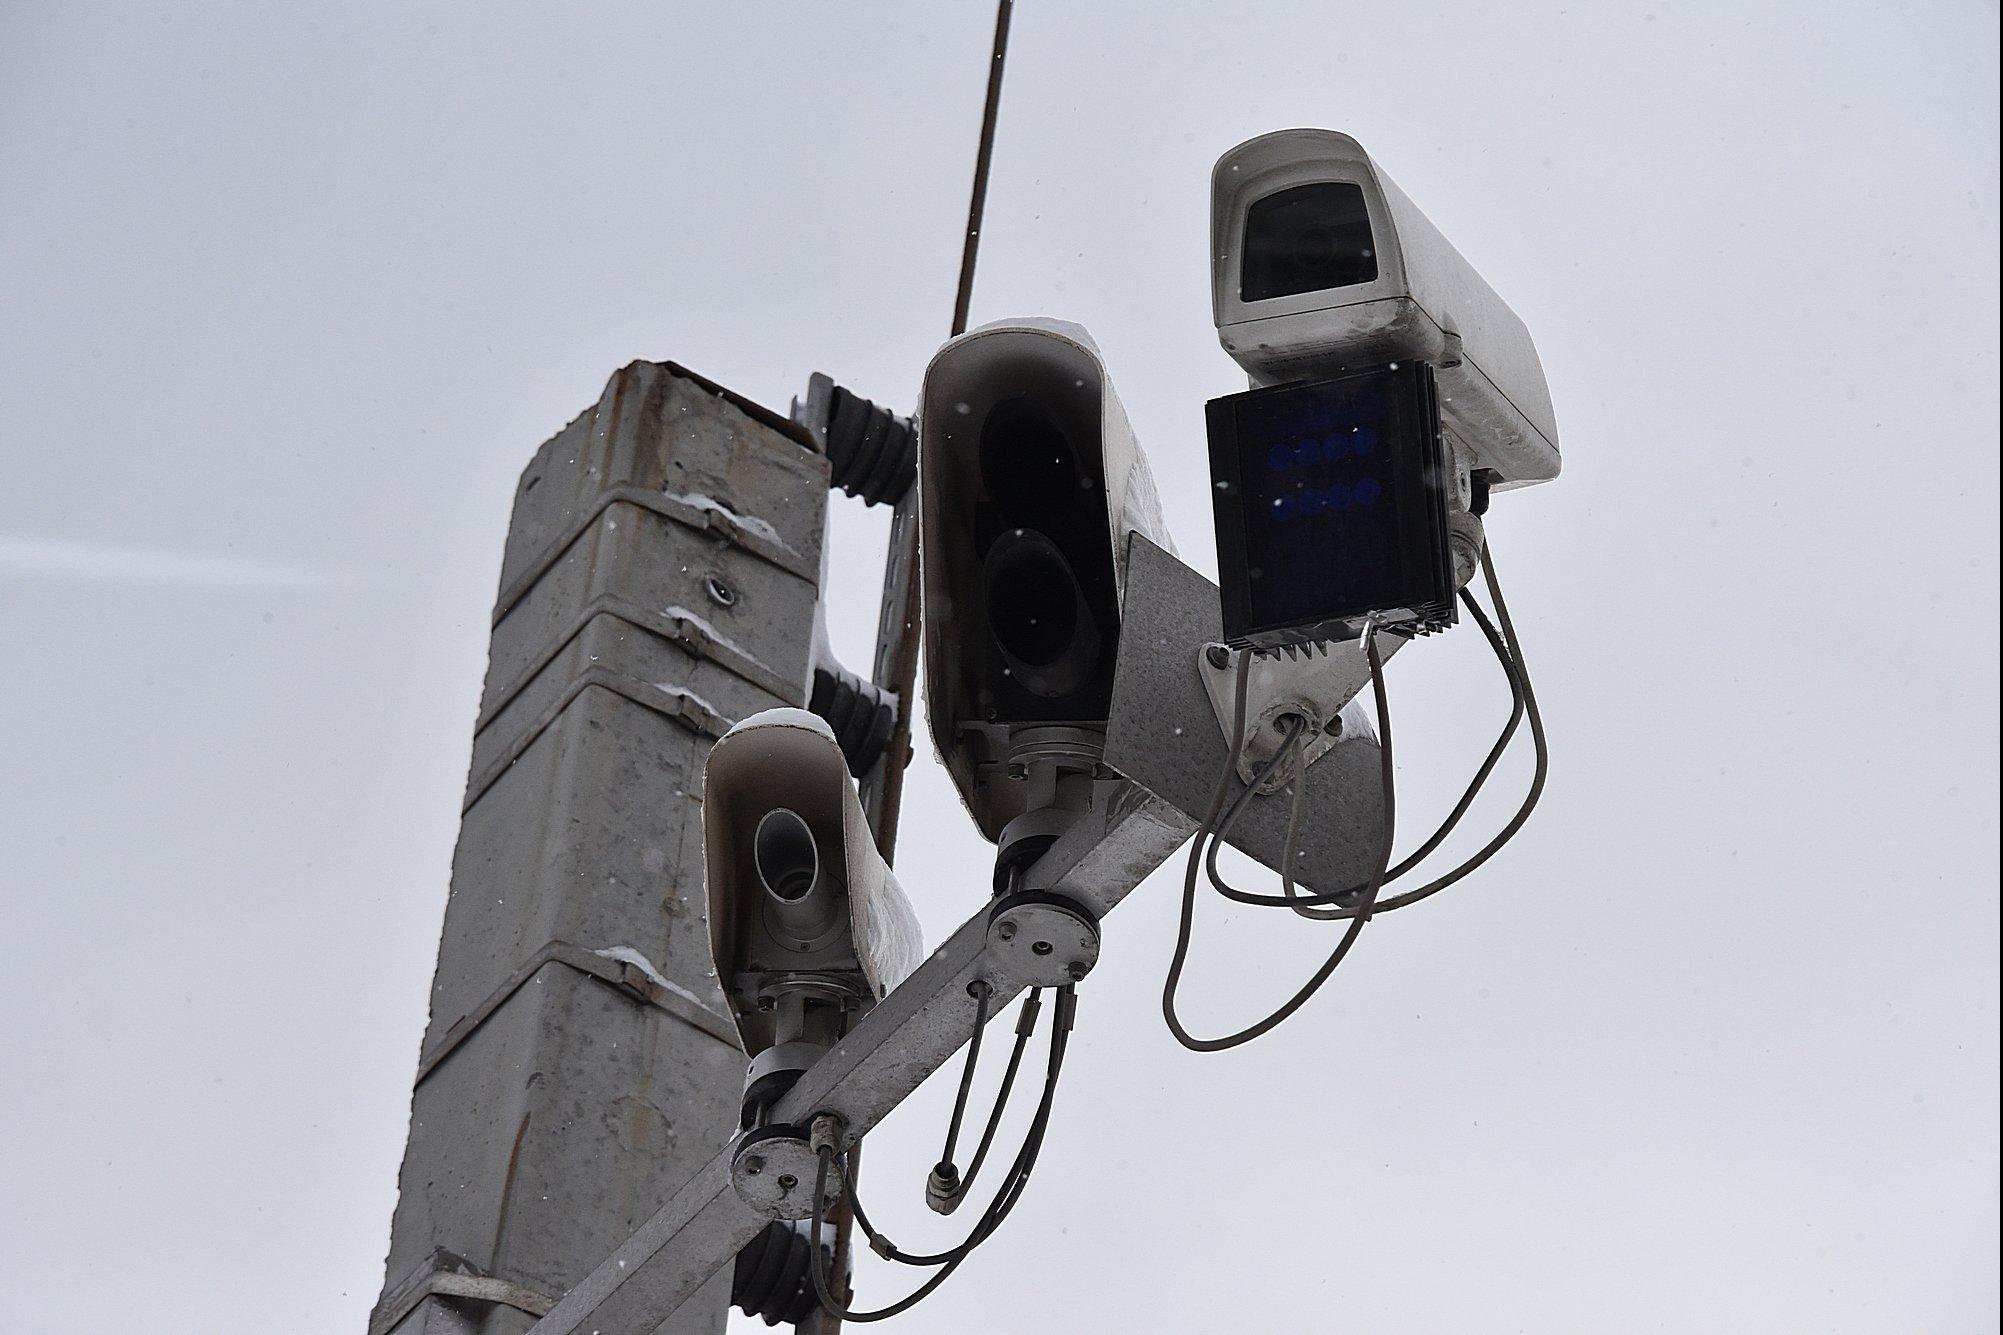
(1263, 425), (1379, 473)
(1268, 476), (1383, 519)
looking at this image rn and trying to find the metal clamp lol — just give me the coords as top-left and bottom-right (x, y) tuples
(1198, 639), (1395, 790)
(368, 1250), (555, 1335)
(732, 1123), (844, 1220)
(986, 889), (1100, 987)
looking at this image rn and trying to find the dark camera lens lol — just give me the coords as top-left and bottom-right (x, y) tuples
(979, 397), (1080, 524)
(1239, 182), (1378, 302)
(982, 529), (1101, 698)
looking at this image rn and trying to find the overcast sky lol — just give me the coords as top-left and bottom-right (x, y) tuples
(1, 3), (1997, 1332)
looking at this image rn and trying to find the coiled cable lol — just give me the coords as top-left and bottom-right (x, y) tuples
(1201, 541), (1546, 920)
(1160, 624), (1397, 1052)
(807, 987), (1076, 1321)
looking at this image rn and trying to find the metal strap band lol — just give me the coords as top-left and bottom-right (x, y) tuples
(369, 1251), (556, 1335)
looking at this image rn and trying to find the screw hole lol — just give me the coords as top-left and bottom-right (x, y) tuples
(1031, 941), (1053, 956)
(705, 574), (738, 607)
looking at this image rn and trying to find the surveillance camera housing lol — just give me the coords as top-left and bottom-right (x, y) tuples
(1211, 129), (1560, 490)
(703, 708), (922, 1057)
(919, 318), (1175, 842)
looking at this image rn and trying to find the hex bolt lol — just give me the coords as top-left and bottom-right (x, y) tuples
(1205, 643), (1231, 670)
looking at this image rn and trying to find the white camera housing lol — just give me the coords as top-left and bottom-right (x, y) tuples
(1211, 129), (1560, 489)
(918, 318), (1175, 842)
(703, 708), (922, 1057)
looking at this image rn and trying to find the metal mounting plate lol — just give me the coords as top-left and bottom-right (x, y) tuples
(1196, 636), (1403, 789)
(987, 890), (1100, 987)
(1105, 533), (1390, 895)
(732, 1128), (843, 1220)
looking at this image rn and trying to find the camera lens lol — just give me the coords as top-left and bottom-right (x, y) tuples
(982, 529), (1101, 699)
(979, 397), (1080, 524)
(1239, 182), (1378, 302)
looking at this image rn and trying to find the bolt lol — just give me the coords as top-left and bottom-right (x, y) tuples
(777, 1173), (798, 1191)
(1031, 940), (1053, 957)
(1205, 643), (1231, 670)
(996, 921), (1016, 942)
(743, 1156), (764, 1176)
(1067, 963), (1089, 983)
(1006, 763), (1028, 781)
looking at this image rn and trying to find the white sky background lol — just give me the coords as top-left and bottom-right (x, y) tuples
(1, 2), (1996, 1331)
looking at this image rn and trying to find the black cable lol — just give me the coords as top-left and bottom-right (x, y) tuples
(809, 988), (1076, 1321)
(1246, 544), (1548, 921)
(1202, 714), (1308, 900)
(1161, 627), (1397, 1052)
(935, 980), (993, 1175)
(936, 989), (1041, 1212)
(1350, 540), (1546, 917)
(1199, 544), (1546, 919)
(848, 989), (1070, 1268)
(1203, 586), (1521, 915)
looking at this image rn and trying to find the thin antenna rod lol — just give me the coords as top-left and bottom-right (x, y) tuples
(812, 12), (1016, 1330)
(951, 0), (1014, 338)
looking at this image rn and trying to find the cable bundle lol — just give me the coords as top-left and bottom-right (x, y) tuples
(807, 985), (1076, 1323)
(1162, 542), (1549, 1051)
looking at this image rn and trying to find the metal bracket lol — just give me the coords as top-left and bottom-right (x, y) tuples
(369, 1249), (556, 1335)
(1197, 637), (1402, 789)
(732, 1123), (844, 1220)
(414, 940), (740, 1087)
(526, 782), (1194, 1335)
(986, 890), (1100, 987)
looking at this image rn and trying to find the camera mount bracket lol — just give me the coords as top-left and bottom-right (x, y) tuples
(1197, 637), (1403, 789)
(986, 889), (1100, 988)
(731, 1123), (844, 1220)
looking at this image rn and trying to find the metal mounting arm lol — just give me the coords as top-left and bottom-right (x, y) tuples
(527, 782), (1190, 1335)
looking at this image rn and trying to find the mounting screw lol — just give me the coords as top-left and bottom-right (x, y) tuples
(996, 921), (1016, 942)
(776, 1173), (797, 1192)
(1067, 962), (1088, 982)
(743, 1156), (764, 1176)
(1205, 643), (1231, 670)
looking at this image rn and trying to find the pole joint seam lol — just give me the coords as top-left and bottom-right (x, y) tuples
(494, 487), (816, 630)
(414, 940), (741, 1087)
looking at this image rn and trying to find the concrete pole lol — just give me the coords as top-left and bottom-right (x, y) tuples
(371, 361), (830, 1335)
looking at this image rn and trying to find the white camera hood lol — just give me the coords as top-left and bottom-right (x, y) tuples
(703, 708), (922, 1052)
(1212, 129), (1561, 489)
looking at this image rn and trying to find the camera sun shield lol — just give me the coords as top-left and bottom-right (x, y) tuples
(1207, 362), (1455, 651)
(1210, 129), (1561, 491)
